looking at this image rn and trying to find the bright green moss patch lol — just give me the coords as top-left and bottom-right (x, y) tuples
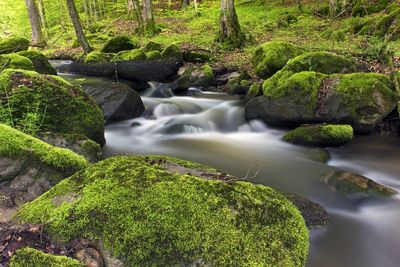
(9, 247), (83, 267)
(101, 35), (139, 53)
(145, 50), (161, 61)
(113, 48), (146, 61)
(84, 51), (115, 64)
(0, 37), (30, 54)
(0, 69), (105, 145)
(17, 51), (57, 75)
(16, 156), (309, 267)
(283, 124), (354, 147)
(352, 0), (391, 17)
(0, 124), (88, 175)
(161, 43), (184, 62)
(252, 41), (303, 79)
(144, 41), (163, 52)
(0, 54), (35, 72)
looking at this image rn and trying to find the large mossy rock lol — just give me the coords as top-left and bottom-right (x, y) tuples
(17, 51), (57, 75)
(0, 69), (105, 145)
(112, 48), (146, 62)
(172, 64), (213, 92)
(84, 51), (115, 64)
(0, 54), (35, 72)
(9, 247), (83, 267)
(246, 72), (397, 132)
(161, 43), (184, 63)
(0, 37), (30, 54)
(101, 35), (139, 53)
(72, 76), (145, 122)
(0, 124), (88, 211)
(283, 124), (354, 147)
(252, 41), (303, 79)
(16, 156), (309, 267)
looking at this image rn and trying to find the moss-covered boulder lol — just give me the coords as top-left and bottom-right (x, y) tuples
(144, 41), (163, 52)
(226, 71), (252, 95)
(84, 51), (115, 64)
(0, 69), (105, 145)
(145, 50), (162, 61)
(252, 41), (303, 79)
(9, 247), (83, 267)
(183, 50), (211, 63)
(247, 82), (263, 98)
(0, 54), (35, 72)
(16, 156), (309, 267)
(0, 37), (30, 54)
(17, 51), (57, 75)
(246, 72), (397, 132)
(283, 124), (354, 147)
(161, 43), (184, 63)
(113, 48), (146, 61)
(101, 35), (139, 53)
(172, 64), (213, 92)
(0, 124), (88, 217)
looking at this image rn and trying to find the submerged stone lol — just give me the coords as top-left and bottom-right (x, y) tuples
(16, 156), (309, 267)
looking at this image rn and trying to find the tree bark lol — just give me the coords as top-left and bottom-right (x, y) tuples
(141, 0), (159, 35)
(219, 0), (245, 48)
(25, 0), (46, 46)
(65, 0), (93, 54)
(329, 0), (337, 18)
(37, 0), (48, 32)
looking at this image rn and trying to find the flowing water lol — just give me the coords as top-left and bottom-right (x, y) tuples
(60, 70), (400, 267)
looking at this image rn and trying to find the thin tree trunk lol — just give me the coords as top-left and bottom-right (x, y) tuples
(329, 0), (337, 18)
(25, 0), (46, 46)
(219, 0), (245, 48)
(65, 0), (92, 54)
(37, 0), (48, 32)
(141, 0), (158, 35)
(194, 0), (199, 15)
(181, 0), (190, 9)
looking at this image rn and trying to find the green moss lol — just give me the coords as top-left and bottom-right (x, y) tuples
(161, 43), (184, 63)
(0, 124), (88, 175)
(0, 37), (30, 54)
(17, 51), (57, 75)
(247, 82), (262, 98)
(145, 50), (161, 61)
(251, 41), (303, 79)
(283, 124), (354, 147)
(183, 50), (211, 63)
(283, 52), (355, 74)
(0, 54), (35, 72)
(84, 51), (115, 64)
(352, 0), (391, 17)
(0, 69), (105, 145)
(9, 247), (83, 267)
(16, 156), (309, 267)
(101, 35), (140, 53)
(144, 41), (163, 52)
(263, 71), (327, 113)
(333, 72), (397, 125)
(113, 48), (146, 61)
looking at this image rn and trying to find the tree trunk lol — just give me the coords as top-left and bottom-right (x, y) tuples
(141, 0), (158, 36)
(37, 0), (48, 32)
(65, 0), (92, 54)
(25, 0), (46, 46)
(329, 0), (337, 18)
(219, 0), (245, 48)
(181, 0), (190, 9)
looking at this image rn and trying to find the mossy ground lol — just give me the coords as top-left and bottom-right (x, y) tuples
(9, 247), (83, 267)
(16, 155), (309, 267)
(0, 124), (88, 175)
